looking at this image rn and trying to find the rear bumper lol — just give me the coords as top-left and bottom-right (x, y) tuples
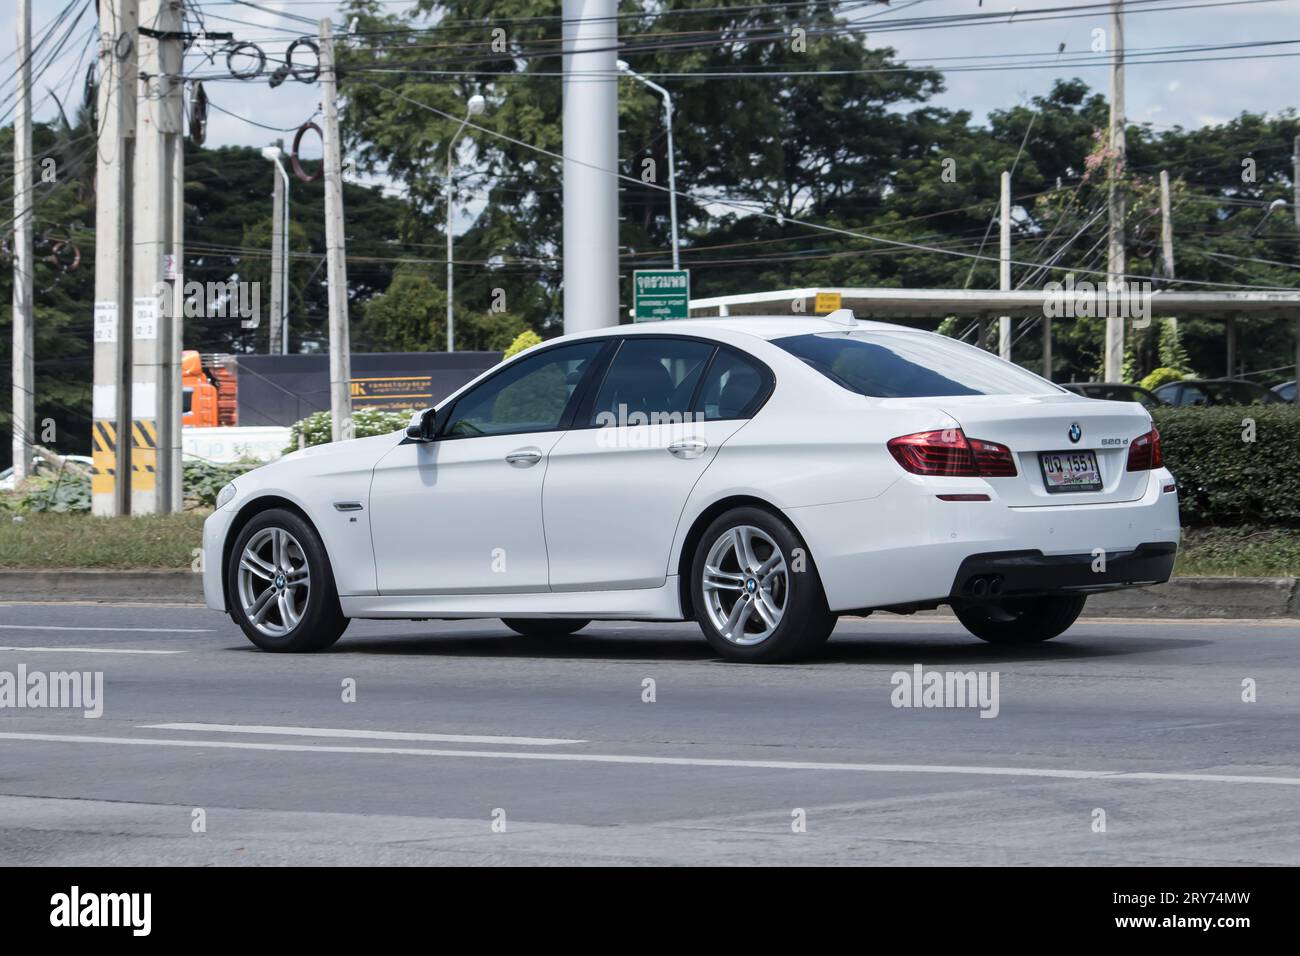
(949, 542), (1177, 600)
(786, 468), (1181, 612)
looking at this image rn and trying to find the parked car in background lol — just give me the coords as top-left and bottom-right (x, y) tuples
(1153, 378), (1284, 407)
(0, 454), (93, 492)
(1061, 382), (1166, 409)
(1272, 380), (1296, 403)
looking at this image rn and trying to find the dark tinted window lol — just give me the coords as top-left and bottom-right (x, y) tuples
(182, 387), (193, 414)
(775, 331), (1060, 398)
(696, 350), (767, 420)
(1204, 381), (1276, 405)
(443, 341), (602, 437)
(589, 337), (714, 427)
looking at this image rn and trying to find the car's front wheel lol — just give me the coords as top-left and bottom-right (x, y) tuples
(690, 507), (836, 663)
(501, 618), (589, 637)
(952, 594), (1087, 644)
(227, 508), (349, 652)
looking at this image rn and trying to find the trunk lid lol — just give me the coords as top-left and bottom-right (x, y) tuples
(883, 393), (1155, 506)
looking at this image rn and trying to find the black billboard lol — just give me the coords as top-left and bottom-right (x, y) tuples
(234, 351), (502, 426)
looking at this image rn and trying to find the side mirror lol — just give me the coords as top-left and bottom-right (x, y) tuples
(405, 407), (436, 442)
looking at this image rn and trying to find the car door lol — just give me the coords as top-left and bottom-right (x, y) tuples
(368, 339), (605, 596)
(543, 336), (773, 591)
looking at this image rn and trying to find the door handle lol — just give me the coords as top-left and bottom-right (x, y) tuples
(667, 438), (708, 459)
(505, 448), (543, 466)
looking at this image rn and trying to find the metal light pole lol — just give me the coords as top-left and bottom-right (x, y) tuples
(617, 60), (679, 270)
(446, 93), (487, 353)
(260, 146), (292, 354)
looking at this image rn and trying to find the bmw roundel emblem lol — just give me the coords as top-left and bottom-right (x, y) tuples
(1068, 422), (1082, 444)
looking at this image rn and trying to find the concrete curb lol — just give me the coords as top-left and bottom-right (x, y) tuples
(1, 569), (1297, 618)
(0, 569), (204, 604)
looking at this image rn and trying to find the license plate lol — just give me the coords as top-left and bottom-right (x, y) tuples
(1039, 450), (1102, 493)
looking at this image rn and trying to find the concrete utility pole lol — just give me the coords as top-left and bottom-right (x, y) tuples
(92, 0), (138, 516)
(562, 0), (619, 333)
(131, 0), (184, 513)
(998, 170), (1012, 360)
(262, 143), (291, 355)
(11, 0), (34, 482)
(1159, 168), (1177, 335)
(1104, 0), (1126, 381)
(1293, 134), (1299, 227)
(445, 94), (487, 353)
(319, 18), (352, 441)
(1295, 137), (1300, 404)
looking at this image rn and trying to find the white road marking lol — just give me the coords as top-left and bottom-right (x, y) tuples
(0, 645), (185, 655)
(0, 624), (209, 633)
(142, 722), (585, 746)
(2, 731), (1298, 787)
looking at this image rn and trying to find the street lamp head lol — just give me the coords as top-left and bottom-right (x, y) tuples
(616, 59), (631, 74)
(466, 94), (487, 117)
(260, 145), (283, 161)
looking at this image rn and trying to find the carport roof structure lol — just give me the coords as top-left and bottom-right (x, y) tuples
(687, 287), (1300, 398)
(688, 287), (1300, 320)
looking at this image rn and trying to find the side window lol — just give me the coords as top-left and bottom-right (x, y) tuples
(589, 337), (715, 427)
(442, 341), (602, 438)
(695, 349), (767, 420)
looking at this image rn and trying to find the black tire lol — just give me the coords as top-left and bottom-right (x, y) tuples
(689, 506), (836, 663)
(501, 618), (590, 637)
(952, 594), (1087, 644)
(226, 508), (349, 652)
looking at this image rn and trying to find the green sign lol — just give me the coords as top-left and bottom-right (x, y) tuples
(633, 269), (690, 322)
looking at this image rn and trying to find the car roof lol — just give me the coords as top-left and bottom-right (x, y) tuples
(570, 316), (920, 342)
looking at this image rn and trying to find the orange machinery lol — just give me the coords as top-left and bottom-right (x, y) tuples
(182, 350), (238, 427)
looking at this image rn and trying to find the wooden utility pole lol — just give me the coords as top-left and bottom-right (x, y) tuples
(319, 18), (353, 440)
(11, 0), (34, 482)
(1104, 0), (1126, 381)
(998, 170), (1012, 360)
(92, 0), (138, 515)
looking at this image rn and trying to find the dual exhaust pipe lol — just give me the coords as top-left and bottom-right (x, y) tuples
(966, 574), (1005, 598)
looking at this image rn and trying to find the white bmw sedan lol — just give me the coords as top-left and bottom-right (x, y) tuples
(202, 314), (1180, 663)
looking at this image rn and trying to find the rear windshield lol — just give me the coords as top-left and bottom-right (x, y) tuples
(773, 330), (1062, 398)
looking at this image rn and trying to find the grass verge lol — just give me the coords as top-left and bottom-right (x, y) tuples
(0, 512), (209, 570)
(1, 514), (1297, 578)
(1174, 526), (1300, 577)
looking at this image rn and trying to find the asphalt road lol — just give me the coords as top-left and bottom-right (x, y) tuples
(0, 601), (1297, 866)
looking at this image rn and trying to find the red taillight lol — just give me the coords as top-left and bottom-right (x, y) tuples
(1127, 427), (1163, 471)
(887, 429), (1017, 478)
(968, 437), (1017, 477)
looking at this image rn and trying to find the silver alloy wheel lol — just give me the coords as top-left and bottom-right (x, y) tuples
(236, 527), (310, 639)
(701, 524), (788, 646)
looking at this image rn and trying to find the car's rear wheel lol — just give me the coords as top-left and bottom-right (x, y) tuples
(952, 594), (1087, 644)
(690, 507), (836, 663)
(227, 508), (349, 652)
(501, 618), (589, 637)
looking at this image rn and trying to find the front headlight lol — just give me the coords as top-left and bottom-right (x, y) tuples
(216, 483), (237, 509)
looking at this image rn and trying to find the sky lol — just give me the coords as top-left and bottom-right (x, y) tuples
(2, 0), (1297, 173)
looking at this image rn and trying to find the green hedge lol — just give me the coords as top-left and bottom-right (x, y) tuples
(1152, 406), (1300, 526)
(285, 408), (410, 452)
